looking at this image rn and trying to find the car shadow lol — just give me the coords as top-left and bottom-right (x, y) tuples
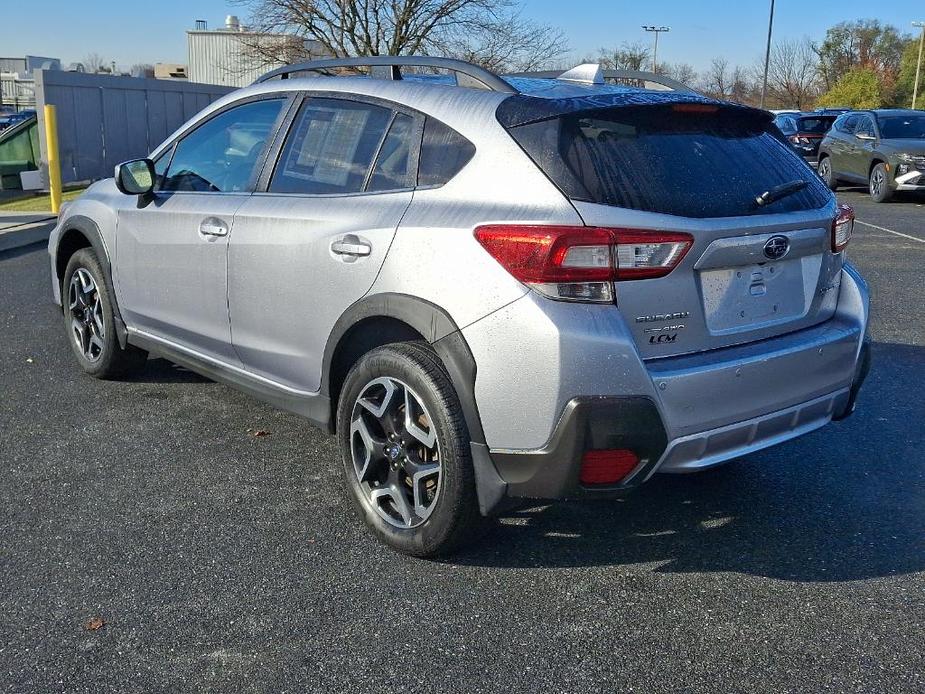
(126, 357), (213, 384)
(452, 341), (925, 582)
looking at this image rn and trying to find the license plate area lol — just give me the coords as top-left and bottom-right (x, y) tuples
(699, 255), (821, 334)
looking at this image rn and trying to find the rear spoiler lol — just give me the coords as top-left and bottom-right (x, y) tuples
(496, 92), (772, 129)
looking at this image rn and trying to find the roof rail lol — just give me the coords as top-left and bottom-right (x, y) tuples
(253, 56), (518, 93)
(507, 67), (698, 94)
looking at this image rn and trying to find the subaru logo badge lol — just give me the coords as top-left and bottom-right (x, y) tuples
(763, 235), (790, 261)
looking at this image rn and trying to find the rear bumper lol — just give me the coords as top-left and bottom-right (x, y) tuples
(481, 263), (870, 501)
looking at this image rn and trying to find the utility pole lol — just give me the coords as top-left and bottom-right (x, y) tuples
(913, 21), (925, 110)
(760, 0), (775, 109)
(642, 26), (670, 74)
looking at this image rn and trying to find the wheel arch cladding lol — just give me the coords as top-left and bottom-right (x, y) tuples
(54, 215), (129, 348)
(322, 292), (506, 516)
(869, 158), (887, 176)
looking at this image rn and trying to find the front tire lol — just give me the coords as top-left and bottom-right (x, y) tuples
(336, 342), (481, 557)
(818, 156), (838, 191)
(869, 163), (893, 203)
(62, 248), (148, 378)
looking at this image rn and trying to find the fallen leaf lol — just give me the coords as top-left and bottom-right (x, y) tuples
(85, 616), (105, 631)
(251, 430), (271, 437)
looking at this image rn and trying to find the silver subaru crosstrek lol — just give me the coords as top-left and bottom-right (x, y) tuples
(48, 58), (870, 557)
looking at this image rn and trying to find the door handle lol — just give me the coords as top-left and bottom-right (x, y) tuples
(199, 217), (229, 237)
(331, 235), (371, 257)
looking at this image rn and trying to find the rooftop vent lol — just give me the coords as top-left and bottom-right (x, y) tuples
(194, 19), (207, 30)
(225, 15), (241, 31)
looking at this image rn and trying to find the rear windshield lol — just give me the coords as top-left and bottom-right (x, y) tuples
(505, 104), (831, 218)
(796, 116), (834, 133)
(879, 115), (925, 139)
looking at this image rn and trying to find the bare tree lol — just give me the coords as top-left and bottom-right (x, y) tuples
(657, 61), (697, 86)
(593, 42), (650, 71)
(83, 53), (109, 74)
(231, 0), (567, 73)
(698, 57), (754, 104)
(762, 37), (821, 109)
(702, 57), (731, 98)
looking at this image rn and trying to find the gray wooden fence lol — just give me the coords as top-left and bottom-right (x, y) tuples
(34, 70), (235, 185)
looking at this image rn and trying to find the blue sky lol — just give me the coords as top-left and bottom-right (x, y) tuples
(2, 0), (920, 73)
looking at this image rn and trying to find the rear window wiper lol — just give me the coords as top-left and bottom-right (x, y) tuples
(754, 179), (809, 207)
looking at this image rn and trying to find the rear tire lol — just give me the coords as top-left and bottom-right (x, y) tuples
(869, 163), (893, 203)
(818, 156), (837, 191)
(336, 341), (481, 557)
(62, 248), (148, 379)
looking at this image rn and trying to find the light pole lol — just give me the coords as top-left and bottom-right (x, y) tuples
(642, 26), (670, 74)
(760, 0), (776, 109)
(913, 21), (925, 110)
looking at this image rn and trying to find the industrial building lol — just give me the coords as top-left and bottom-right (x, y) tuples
(187, 16), (329, 87)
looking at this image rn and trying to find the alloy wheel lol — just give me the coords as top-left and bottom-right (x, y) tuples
(819, 159), (830, 181)
(871, 169), (884, 197)
(349, 376), (442, 529)
(68, 268), (105, 362)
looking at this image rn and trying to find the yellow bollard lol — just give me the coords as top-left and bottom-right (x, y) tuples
(43, 104), (62, 215)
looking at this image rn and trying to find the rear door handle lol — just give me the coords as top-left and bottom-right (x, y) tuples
(199, 217), (229, 237)
(331, 235), (371, 257)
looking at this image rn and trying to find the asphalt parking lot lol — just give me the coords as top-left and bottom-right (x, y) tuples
(1, 189), (923, 693)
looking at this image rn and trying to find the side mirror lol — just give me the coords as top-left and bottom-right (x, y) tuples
(115, 158), (155, 195)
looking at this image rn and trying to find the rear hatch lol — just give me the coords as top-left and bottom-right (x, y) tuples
(501, 98), (842, 359)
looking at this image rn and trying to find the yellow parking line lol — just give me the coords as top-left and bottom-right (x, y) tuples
(855, 220), (925, 244)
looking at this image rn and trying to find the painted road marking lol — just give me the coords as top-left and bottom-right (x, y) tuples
(856, 219), (925, 244)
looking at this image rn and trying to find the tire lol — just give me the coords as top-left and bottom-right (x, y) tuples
(335, 341), (481, 557)
(869, 162), (893, 203)
(818, 156), (838, 191)
(62, 248), (148, 379)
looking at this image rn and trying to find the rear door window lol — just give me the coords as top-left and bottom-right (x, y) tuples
(269, 98), (392, 195)
(367, 112), (416, 192)
(505, 104), (830, 218)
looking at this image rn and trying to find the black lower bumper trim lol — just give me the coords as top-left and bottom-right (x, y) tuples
(490, 396), (668, 500)
(833, 335), (871, 421)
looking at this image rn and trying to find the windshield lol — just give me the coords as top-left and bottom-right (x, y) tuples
(505, 104), (830, 218)
(879, 115), (925, 139)
(796, 117), (835, 134)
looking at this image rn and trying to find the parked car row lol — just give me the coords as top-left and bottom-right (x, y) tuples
(774, 108), (925, 203)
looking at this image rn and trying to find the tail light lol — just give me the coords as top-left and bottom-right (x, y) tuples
(832, 204), (854, 252)
(789, 135), (813, 145)
(473, 225), (692, 303)
(579, 449), (640, 485)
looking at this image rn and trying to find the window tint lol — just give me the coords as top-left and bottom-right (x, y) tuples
(776, 116), (796, 134)
(879, 114), (925, 139)
(795, 116), (835, 134)
(839, 115), (860, 134)
(162, 99), (284, 193)
(367, 112), (415, 192)
(417, 118), (475, 187)
(506, 105), (830, 219)
(854, 117), (875, 137)
(270, 98), (392, 195)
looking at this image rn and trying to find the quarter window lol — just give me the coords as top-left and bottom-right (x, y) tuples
(839, 115), (860, 134)
(417, 118), (475, 187)
(161, 98), (284, 193)
(269, 98), (393, 195)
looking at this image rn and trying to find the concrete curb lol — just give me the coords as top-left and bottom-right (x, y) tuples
(0, 218), (56, 253)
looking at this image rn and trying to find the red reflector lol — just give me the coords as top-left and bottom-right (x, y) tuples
(579, 449), (640, 485)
